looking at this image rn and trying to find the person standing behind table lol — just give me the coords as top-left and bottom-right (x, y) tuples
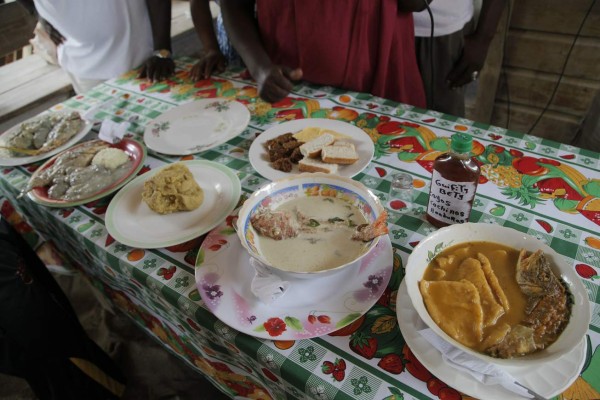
(17, 0), (175, 94)
(413, 0), (507, 117)
(0, 216), (127, 400)
(189, 0), (243, 81)
(220, 0), (430, 106)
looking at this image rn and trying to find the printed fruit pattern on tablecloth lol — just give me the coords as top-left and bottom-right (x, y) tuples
(114, 60), (600, 226)
(334, 251), (464, 399)
(361, 119), (600, 226)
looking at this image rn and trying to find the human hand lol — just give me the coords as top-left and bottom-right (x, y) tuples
(190, 49), (227, 81)
(39, 18), (65, 46)
(255, 65), (303, 103)
(138, 56), (175, 82)
(446, 35), (489, 89)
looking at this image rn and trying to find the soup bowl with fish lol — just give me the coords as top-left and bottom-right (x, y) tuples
(404, 222), (590, 368)
(236, 173), (388, 280)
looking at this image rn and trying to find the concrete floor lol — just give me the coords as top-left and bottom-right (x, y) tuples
(0, 272), (230, 400)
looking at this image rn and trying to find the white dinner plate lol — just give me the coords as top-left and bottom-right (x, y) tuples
(0, 112), (93, 166)
(195, 223), (393, 340)
(105, 160), (241, 249)
(143, 98), (250, 156)
(249, 118), (374, 181)
(396, 280), (586, 400)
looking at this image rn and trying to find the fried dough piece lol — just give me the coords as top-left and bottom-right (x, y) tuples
(142, 163), (203, 214)
(456, 257), (505, 327)
(478, 253), (510, 312)
(434, 255), (456, 269)
(481, 322), (511, 350)
(420, 279), (483, 347)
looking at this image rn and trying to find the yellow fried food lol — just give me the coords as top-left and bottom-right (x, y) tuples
(455, 256), (506, 327)
(293, 127), (350, 143)
(478, 253), (510, 312)
(142, 163), (203, 214)
(420, 279), (484, 347)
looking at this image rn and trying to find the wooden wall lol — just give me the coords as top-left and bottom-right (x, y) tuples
(487, 0), (600, 143)
(0, 2), (36, 65)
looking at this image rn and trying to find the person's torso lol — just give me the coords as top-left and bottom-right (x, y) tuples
(413, 0), (474, 37)
(256, 0), (426, 107)
(34, 0), (153, 80)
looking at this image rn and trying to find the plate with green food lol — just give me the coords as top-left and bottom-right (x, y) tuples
(25, 139), (146, 208)
(0, 111), (93, 166)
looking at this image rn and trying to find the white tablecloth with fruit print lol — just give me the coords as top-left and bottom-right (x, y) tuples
(1, 57), (599, 400)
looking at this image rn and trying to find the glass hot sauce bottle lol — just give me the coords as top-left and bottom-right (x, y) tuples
(426, 133), (480, 228)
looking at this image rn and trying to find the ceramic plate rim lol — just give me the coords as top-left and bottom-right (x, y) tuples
(195, 229), (393, 340)
(27, 139), (146, 208)
(396, 280), (586, 399)
(248, 118), (375, 181)
(105, 160), (241, 249)
(143, 98), (250, 156)
(0, 112), (94, 166)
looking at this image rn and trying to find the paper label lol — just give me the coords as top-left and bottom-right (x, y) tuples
(427, 170), (477, 225)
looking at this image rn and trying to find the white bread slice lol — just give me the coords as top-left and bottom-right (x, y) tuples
(332, 141), (355, 148)
(321, 144), (359, 164)
(299, 133), (335, 158)
(298, 157), (339, 174)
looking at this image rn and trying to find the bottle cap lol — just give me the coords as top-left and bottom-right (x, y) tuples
(450, 133), (473, 154)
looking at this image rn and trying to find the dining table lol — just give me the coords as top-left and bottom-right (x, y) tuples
(1, 57), (599, 400)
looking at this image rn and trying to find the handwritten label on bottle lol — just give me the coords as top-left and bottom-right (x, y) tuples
(427, 170), (477, 225)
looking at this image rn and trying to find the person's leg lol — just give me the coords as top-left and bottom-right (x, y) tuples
(415, 30), (466, 117)
(0, 218), (126, 399)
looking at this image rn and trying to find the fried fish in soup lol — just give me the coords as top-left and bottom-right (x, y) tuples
(419, 242), (571, 358)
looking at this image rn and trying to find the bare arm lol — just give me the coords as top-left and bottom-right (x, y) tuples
(446, 0), (507, 88)
(220, 0), (302, 103)
(189, 0), (226, 80)
(139, 0), (175, 81)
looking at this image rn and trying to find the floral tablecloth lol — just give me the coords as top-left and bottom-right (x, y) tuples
(1, 58), (599, 400)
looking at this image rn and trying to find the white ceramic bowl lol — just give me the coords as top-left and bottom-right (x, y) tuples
(236, 173), (386, 279)
(404, 222), (591, 367)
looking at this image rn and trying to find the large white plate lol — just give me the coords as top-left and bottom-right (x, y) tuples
(143, 98), (250, 156)
(249, 118), (374, 181)
(0, 112), (93, 166)
(396, 280), (586, 400)
(195, 225), (393, 340)
(105, 160), (241, 249)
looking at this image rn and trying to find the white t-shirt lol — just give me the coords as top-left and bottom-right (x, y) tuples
(413, 0), (474, 38)
(34, 0), (153, 80)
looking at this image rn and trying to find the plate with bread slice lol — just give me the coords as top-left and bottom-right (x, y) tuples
(249, 118), (374, 181)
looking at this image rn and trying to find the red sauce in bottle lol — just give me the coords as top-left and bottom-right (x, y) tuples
(426, 134), (480, 228)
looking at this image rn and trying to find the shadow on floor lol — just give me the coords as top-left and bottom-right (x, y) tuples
(0, 273), (230, 400)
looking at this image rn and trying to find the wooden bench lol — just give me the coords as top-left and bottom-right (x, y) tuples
(0, 0), (198, 133)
